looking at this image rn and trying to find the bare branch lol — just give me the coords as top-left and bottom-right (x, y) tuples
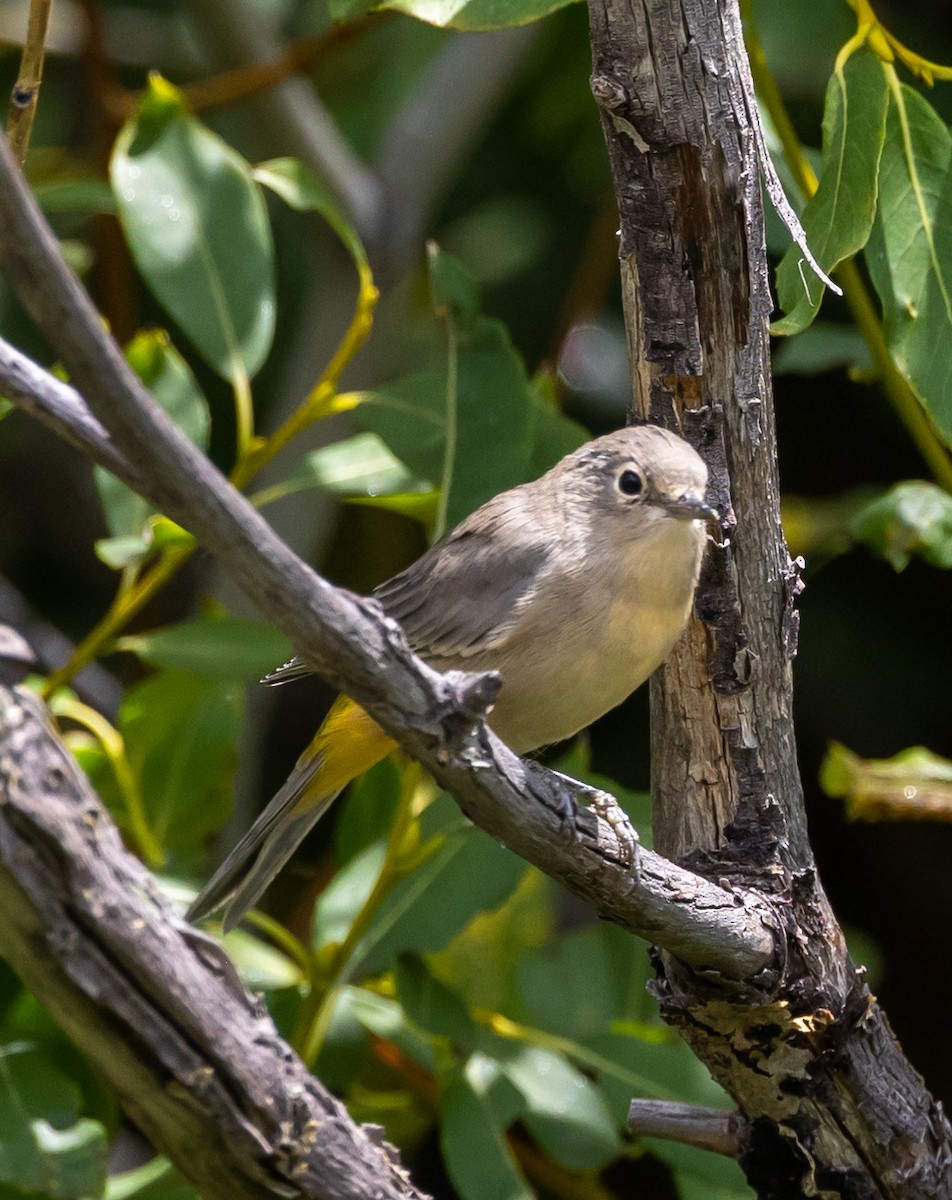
(627, 1100), (743, 1158)
(0, 336), (139, 486)
(0, 130), (777, 979)
(0, 682), (424, 1200)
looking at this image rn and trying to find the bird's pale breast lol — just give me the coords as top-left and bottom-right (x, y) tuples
(445, 516), (705, 753)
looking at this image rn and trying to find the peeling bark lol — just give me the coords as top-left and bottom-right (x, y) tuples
(587, 0), (952, 1194)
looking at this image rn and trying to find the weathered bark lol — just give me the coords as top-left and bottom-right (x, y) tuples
(586, 0), (952, 1195)
(0, 683), (422, 1200)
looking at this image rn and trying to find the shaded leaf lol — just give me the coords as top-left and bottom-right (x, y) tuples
(120, 670), (241, 852)
(441, 1059), (530, 1200)
(492, 1041), (621, 1170)
(821, 742), (952, 821)
(94, 330), (208, 564)
(254, 157), (369, 273)
(0, 1043), (108, 1200)
(116, 615), (291, 682)
(395, 954), (477, 1047)
(771, 322), (873, 376)
(111, 76), (275, 384)
(349, 825), (527, 977)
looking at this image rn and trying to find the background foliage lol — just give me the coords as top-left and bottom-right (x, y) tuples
(1, 0), (951, 1197)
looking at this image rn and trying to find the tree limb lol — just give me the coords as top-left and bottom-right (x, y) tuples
(587, 0), (952, 1194)
(0, 682), (423, 1200)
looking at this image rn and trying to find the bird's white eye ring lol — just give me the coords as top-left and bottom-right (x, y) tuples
(615, 467), (644, 497)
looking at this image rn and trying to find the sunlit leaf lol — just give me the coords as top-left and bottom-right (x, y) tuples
(111, 76), (275, 384)
(378, 0), (577, 32)
(255, 433), (431, 509)
(774, 50), (887, 334)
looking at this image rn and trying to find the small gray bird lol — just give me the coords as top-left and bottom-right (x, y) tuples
(189, 424), (714, 929)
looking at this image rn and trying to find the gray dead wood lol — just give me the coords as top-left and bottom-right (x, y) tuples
(587, 0), (952, 1194)
(0, 683), (421, 1200)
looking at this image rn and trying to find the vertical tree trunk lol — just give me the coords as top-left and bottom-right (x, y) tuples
(585, 0), (952, 1195)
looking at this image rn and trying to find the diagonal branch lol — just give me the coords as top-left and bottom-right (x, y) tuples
(0, 127), (776, 980)
(0, 681), (423, 1200)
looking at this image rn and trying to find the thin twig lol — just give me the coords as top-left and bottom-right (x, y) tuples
(627, 1100), (743, 1158)
(6, 0), (53, 162)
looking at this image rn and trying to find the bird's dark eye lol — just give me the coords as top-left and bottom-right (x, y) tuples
(616, 468), (644, 497)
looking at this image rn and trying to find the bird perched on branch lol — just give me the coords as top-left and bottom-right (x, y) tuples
(188, 424), (714, 931)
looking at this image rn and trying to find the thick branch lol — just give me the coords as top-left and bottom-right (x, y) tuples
(586, 0), (952, 1194)
(0, 132), (776, 980)
(0, 683), (422, 1200)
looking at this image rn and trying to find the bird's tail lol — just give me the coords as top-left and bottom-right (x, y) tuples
(187, 696), (396, 932)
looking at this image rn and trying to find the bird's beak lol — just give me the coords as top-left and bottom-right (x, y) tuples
(663, 492), (718, 521)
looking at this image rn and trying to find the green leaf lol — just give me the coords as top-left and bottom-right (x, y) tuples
(492, 1042), (621, 1170)
(526, 371), (589, 476)
(377, 0), (578, 32)
(255, 433), (432, 509)
(120, 670), (241, 852)
(820, 741), (952, 821)
(774, 50), (887, 334)
(0, 1043), (108, 1200)
(116, 615), (291, 682)
(655, 1141), (753, 1200)
(349, 825), (527, 977)
(338, 987), (437, 1072)
(334, 758), (404, 866)
(864, 83), (952, 447)
(395, 954), (478, 1046)
(311, 842), (388, 950)
(220, 929), (306, 991)
(850, 480), (952, 569)
(94, 329), (209, 561)
(518, 922), (656, 1039)
(34, 178), (117, 216)
(356, 251), (586, 530)
(111, 76), (275, 384)
(441, 1060), (531, 1200)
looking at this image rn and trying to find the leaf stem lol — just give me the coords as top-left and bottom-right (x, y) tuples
(50, 693), (165, 868)
(293, 761), (424, 1066)
(42, 544), (193, 697)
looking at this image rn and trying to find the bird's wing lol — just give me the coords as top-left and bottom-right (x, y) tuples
(260, 493), (553, 684)
(374, 500), (551, 660)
